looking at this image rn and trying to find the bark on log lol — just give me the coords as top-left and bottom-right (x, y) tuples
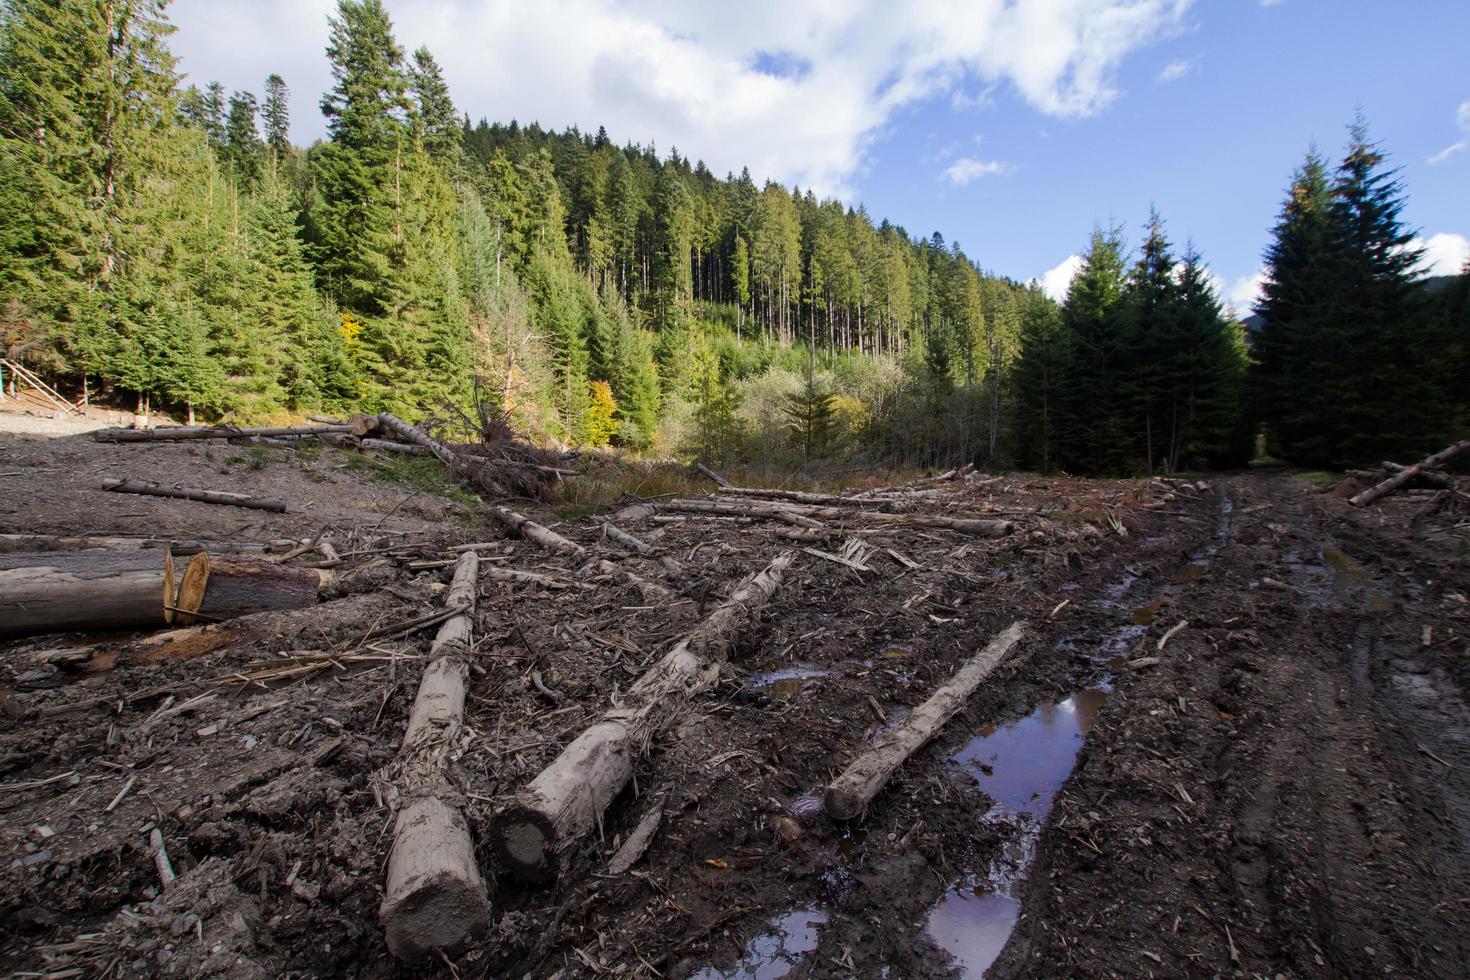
(1, 550), (174, 635)
(182, 554), (321, 623)
(1381, 460), (1456, 489)
(825, 622), (1026, 820)
(493, 551), (795, 880)
(665, 498), (1013, 536)
(382, 553), (490, 961)
(1350, 441), (1470, 507)
(600, 522), (683, 573)
(719, 487), (878, 508)
(492, 505), (586, 557)
(93, 423), (354, 443)
(482, 565), (582, 590)
(587, 558), (671, 600)
(360, 438), (430, 456)
(0, 533), (270, 555)
(375, 412), (462, 467)
(100, 479), (287, 513)
(694, 461), (733, 488)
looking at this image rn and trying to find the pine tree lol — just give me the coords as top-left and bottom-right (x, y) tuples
(784, 367), (838, 462)
(1118, 209), (1182, 473)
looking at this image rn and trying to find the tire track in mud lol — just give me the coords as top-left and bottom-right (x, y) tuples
(990, 474), (1470, 980)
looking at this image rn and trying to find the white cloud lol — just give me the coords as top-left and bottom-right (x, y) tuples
(1157, 58), (1194, 83)
(1260, 0), (1285, 7)
(943, 157), (1016, 185)
(1414, 232), (1470, 277)
(1428, 100), (1470, 165)
(1038, 254), (1084, 301)
(1228, 269), (1267, 315)
(167, 0), (1192, 198)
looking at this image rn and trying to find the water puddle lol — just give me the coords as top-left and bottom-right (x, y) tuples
(1173, 561), (1209, 584)
(1322, 547), (1393, 613)
(1131, 597), (1166, 626)
(749, 665), (829, 699)
(926, 690), (1108, 975)
(692, 908), (826, 979)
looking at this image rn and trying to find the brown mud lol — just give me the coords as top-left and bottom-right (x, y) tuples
(2, 426), (1468, 978)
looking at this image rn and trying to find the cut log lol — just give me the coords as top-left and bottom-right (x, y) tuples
(0, 550), (314, 636)
(482, 565), (582, 590)
(1381, 460), (1456, 489)
(694, 461), (733, 489)
(1, 550), (174, 635)
(0, 533), (271, 556)
(825, 621), (1026, 820)
(360, 437), (430, 456)
(494, 551), (795, 880)
(93, 423), (354, 443)
(1350, 441), (1470, 507)
(665, 498), (824, 528)
(665, 498), (1013, 536)
(492, 505), (586, 557)
(100, 479), (286, 513)
(381, 553), (490, 962)
(375, 412), (462, 467)
(188, 554), (322, 622)
(721, 487), (875, 508)
(347, 413), (381, 438)
(600, 522), (683, 573)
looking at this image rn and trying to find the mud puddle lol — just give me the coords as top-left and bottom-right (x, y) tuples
(748, 664), (830, 699)
(926, 690), (1108, 974)
(692, 907), (827, 979)
(928, 492), (1232, 974)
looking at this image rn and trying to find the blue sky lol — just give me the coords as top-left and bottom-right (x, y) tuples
(169, 0), (1469, 313)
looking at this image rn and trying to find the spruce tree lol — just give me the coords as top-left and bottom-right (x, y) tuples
(262, 73), (291, 159)
(1013, 285), (1067, 472)
(408, 46), (459, 164)
(1058, 226), (1130, 473)
(223, 90), (262, 185)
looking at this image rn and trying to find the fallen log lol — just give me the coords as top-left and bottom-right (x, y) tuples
(492, 505), (586, 557)
(172, 553), (322, 624)
(0, 550), (319, 636)
(376, 412), (462, 466)
(0, 533), (272, 555)
(381, 552), (491, 962)
(720, 486), (875, 508)
(1351, 442), (1470, 507)
(664, 498), (824, 529)
(600, 522), (683, 573)
(482, 565), (583, 590)
(587, 558), (670, 600)
(360, 437), (430, 456)
(825, 621), (1026, 820)
(694, 461), (733, 489)
(494, 551), (796, 880)
(665, 498), (1013, 536)
(100, 479), (287, 513)
(1382, 460), (1456, 489)
(93, 422), (355, 443)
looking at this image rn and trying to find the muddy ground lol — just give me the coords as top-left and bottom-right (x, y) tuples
(1, 423), (1467, 978)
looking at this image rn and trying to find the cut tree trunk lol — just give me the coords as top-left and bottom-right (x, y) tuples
(694, 461), (733, 488)
(360, 438), (429, 456)
(174, 553), (321, 623)
(665, 498), (1013, 536)
(100, 479), (286, 513)
(375, 412), (462, 466)
(719, 487), (879, 508)
(1381, 460), (1456, 489)
(0, 533), (272, 555)
(600, 522), (683, 573)
(0, 550), (319, 636)
(381, 553), (491, 962)
(494, 551), (796, 880)
(93, 423), (354, 443)
(825, 622), (1026, 820)
(492, 505), (585, 557)
(1350, 441), (1470, 507)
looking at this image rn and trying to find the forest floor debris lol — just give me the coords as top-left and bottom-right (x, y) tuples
(2, 421), (1469, 977)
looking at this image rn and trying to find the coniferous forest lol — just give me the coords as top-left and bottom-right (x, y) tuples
(1, 0), (1465, 472)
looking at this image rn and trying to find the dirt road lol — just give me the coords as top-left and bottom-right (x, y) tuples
(1, 432), (1466, 978)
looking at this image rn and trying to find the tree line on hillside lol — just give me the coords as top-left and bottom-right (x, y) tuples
(0, 1), (1463, 472)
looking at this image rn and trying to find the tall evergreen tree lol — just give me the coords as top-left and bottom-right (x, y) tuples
(262, 73), (290, 159)
(1013, 285), (1067, 472)
(223, 90), (262, 185)
(1058, 226), (1130, 473)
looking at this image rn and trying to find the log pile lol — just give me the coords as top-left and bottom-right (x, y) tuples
(1347, 441), (1470, 509)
